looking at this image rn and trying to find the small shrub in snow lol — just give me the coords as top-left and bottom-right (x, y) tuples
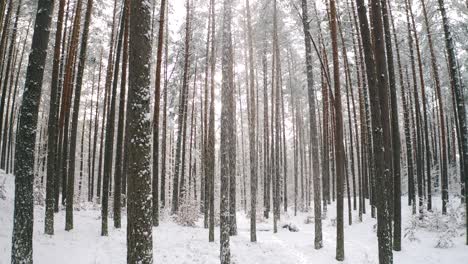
(404, 216), (420, 242)
(446, 201), (463, 229)
(330, 218), (337, 227)
(175, 198), (199, 227)
(428, 209), (445, 232)
(435, 227), (457, 248)
(416, 204), (430, 228)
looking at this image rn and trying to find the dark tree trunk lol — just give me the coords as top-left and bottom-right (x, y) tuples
(207, 0), (216, 242)
(160, 2), (169, 209)
(388, 0), (411, 249)
(103, 0), (126, 235)
(381, 0), (401, 251)
(11, 0), (54, 262)
(114, 0), (130, 229)
(329, 0), (344, 260)
(301, 0), (323, 249)
(152, 0), (166, 227)
(370, 0), (394, 262)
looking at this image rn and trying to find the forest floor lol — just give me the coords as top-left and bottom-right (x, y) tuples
(0, 172), (467, 264)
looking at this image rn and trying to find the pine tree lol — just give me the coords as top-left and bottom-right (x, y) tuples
(42, 0), (58, 231)
(388, 0), (410, 249)
(381, 0), (401, 251)
(103, 0), (127, 235)
(114, 0), (130, 229)
(357, 0), (393, 261)
(66, 0), (93, 231)
(220, 0), (234, 261)
(126, 0), (153, 261)
(11, 0), (55, 262)
(152, 0), (167, 227)
(245, 0), (258, 243)
(329, 0), (344, 260)
(207, 0), (216, 243)
(160, 1), (169, 209)
(370, 0), (393, 262)
(301, 0), (322, 249)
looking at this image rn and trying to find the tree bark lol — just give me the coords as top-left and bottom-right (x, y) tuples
(11, 0), (54, 262)
(126, 0), (154, 261)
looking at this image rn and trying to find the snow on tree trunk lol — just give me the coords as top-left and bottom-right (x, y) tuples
(126, 0), (154, 262)
(11, 0), (55, 262)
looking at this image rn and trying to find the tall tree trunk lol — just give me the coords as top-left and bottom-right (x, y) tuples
(388, 0), (410, 249)
(220, 0), (234, 260)
(329, 0), (344, 260)
(103, 0), (126, 235)
(43, 0), (59, 230)
(370, 0), (394, 262)
(152, 0), (166, 227)
(201, 0), (212, 223)
(114, 0), (130, 229)
(207, 0), (216, 242)
(301, 0), (323, 249)
(160, 2), (169, 209)
(356, 0), (393, 261)
(246, 0), (257, 242)
(172, 0), (192, 214)
(381, 0), (401, 251)
(66, 0), (93, 231)
(126, 0), (153, 261)
(11, 0), (54, 262)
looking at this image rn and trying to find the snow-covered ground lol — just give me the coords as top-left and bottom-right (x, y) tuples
(0, 173), (467, 264)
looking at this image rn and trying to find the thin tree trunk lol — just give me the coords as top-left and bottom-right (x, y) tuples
(329, 0), (344, 260)
(220, 0), (234, 260)
(301, 0), (322, 249)
(152, 0), (166, 226)
(172, 0), (192, 214)
(103, 0), (126, 235)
